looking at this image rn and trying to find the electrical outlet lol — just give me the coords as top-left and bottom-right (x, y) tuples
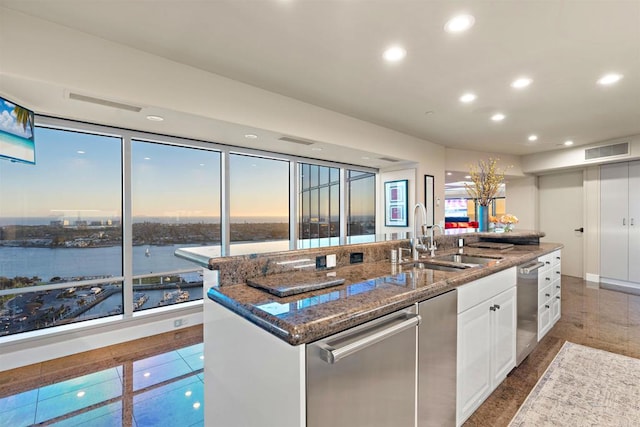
(326, 254), (337, 268)
(174, 318), (188, 328)
(316, 255), (327, 269)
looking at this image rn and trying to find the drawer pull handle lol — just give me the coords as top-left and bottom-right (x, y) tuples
(494, 304), (501, 310)
(546, 277), (551, 281)
(556, 296), (560, 300)
(556, 271), (561, 274)
(545, 304), (550, 309)
(545, 261), (551, 265)
(556, 256), (561, 260)
(545, 293), (550, 297)
(490, 306), (496, 311)
(556, 285), (561, 289)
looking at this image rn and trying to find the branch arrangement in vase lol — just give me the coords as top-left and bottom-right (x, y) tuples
(464, 158), (510, 206)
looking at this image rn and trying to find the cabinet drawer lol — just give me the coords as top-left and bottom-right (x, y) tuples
(538, 268), (554, 288)
(457, 267), (517, 314)
(552, 279), (561, 297)
(538, 303), (552, 339)
(551, 250), (562, 267)
(538, 252), (554, 268)
(538, 284), (552, 307)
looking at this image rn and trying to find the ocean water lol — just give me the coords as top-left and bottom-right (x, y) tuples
(0, 241), (291, 281)
(0, 244), (203, 280)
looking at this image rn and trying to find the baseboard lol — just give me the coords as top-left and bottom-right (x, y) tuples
(585, 273), (599, 283)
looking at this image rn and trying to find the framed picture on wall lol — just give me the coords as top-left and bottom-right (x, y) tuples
(385, 179), (408, 227)
(424, 174), (435, 227)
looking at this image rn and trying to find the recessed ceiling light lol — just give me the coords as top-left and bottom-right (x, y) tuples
(185, 390), (193, 397)
(383, 46), (407, 62)
(459, 93), (477, 103)
(144, 157), (151, 160)
(193, 402), (201, 410)
(511, 77), (532, 89)
(465, 175), (472, 179)
(146, 115), (164, 122)
(597, 73), (623, 85)
(447, 172), (452, 176)
(312, 147), (323, 151)
(143, 372), (151, 377)
(491, 113), (506, 122)
(76, 150), (85, 154)
(528, 134), (538, 142)
(444, 14), (475, 33)
(199, 163), (205, 166)
(361, 156), (370, 160)
(244, 134), (258, 139)
(564, 140), (574, 146)
(76, 391), (85, 398)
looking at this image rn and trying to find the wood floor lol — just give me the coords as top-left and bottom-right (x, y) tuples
(2, 275), (638, 426)
(465, 275), (640, 426)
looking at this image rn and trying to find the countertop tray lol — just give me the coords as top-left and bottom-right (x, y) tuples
(247, 272), (345, 297)
(467, 242), (514, 250)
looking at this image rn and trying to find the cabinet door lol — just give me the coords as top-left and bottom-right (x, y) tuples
(491, 287), (516, 386)
(457, 301), (492, 425)
(600, 162), (629, 280)
(629, 161), (640, 282)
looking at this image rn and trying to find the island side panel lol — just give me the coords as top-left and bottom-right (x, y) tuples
(204, 295), (306, 427)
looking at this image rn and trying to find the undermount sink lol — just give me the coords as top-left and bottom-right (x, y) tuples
(434, 254), (502, 265)
(400, 261), (468, 272)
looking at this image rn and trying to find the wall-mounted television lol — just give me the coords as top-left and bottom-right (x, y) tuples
(0, 96), (35, 164)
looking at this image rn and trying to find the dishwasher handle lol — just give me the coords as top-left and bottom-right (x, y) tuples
(520, 261), (545, 274)
(318, 313), (422, 364)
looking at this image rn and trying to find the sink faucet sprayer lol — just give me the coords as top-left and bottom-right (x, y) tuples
(412, 203), (429, 260)
(428, 224), (443, 257)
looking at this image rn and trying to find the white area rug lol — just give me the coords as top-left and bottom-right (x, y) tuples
(509, 341), (640, 426)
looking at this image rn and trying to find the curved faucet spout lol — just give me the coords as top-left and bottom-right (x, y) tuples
(412, 203), (429, 260)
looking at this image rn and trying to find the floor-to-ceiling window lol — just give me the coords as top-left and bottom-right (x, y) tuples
(131, 140), (221, 310)
(346, 170), (376, 243)
(298, 163), (340, 248)
(0, 127), (123, 335)
(229, 153), (289, 255)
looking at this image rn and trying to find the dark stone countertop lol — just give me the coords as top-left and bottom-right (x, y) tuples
(207, 242), (563, 346)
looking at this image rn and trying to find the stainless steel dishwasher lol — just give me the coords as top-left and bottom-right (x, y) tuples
(516, 260), (544, 365)
(306, 305), (420, 427)
(418, 289), (457, 427)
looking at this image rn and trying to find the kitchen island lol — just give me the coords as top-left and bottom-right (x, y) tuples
(176, 231), (562, 427)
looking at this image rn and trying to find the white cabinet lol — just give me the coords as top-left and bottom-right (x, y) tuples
(601, 161), (640, 284)
(537, 250), (562, 340)
(456, 267), (517, 426)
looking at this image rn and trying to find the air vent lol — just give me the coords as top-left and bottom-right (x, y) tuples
(378, 157), (400, 162)
(68, 92), (142, 112)
(584, 142), (629, 160)
(278, 136), (315, 146)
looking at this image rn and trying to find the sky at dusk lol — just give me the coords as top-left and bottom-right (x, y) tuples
(0, 127), (291, 221)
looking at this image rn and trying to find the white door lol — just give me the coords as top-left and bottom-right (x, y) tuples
(457, 302), (492, 425)
(629, 161), (640, 282)
(539, 171), (584, 278)
(491, 287), (516, 386)
(600, 163), (629, 281)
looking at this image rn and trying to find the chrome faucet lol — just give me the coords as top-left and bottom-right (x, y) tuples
(428, 224), (443, 257)
(412, 203), (429, 260)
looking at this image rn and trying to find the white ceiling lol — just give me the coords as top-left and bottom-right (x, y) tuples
(1, 0), (640, 160)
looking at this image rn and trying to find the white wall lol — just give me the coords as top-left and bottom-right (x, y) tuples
(505, 176), (538, 230)
(445, 148), (525, 177)
(377, 168), (417, 236)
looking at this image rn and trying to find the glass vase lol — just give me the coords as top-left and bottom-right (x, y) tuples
(478, 205), (489, 232)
